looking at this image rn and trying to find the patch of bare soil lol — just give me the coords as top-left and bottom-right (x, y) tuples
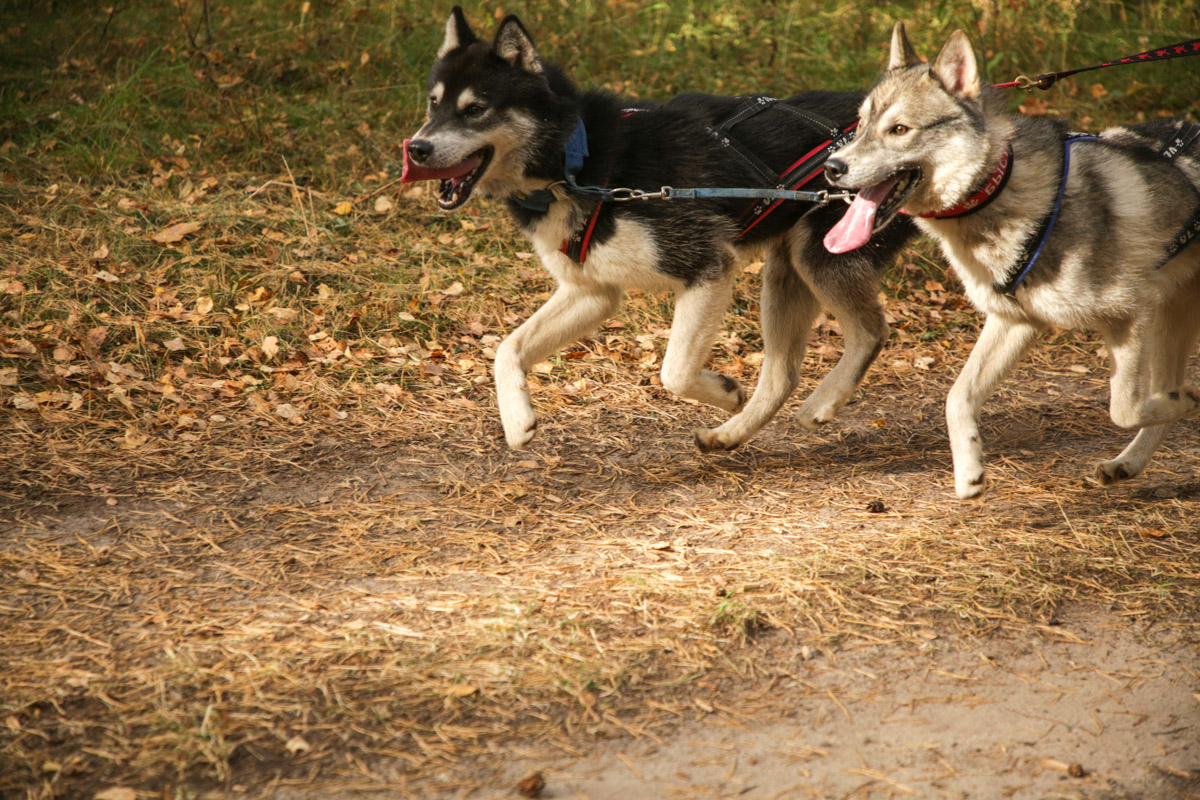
(444, 607), (1200, 800)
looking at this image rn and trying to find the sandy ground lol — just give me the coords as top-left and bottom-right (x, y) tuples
(425, 607), (1200, 800)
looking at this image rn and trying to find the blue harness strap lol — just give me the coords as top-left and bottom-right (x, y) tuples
(996, 122), (1200, 296)
(994, 134), (1097, 296)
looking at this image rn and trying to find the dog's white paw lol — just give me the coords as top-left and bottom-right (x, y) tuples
(713, 374), (748, 413)
(693, 426), (739, 454)
(954, 469), (986, 499)
(792, 402), (834, 430)
(499, 395), (539, 450)
(1094, 459), (1135, 485)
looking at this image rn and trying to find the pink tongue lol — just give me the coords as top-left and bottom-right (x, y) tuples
(823, 177), (899, 254)
(400, 139), (483, 183)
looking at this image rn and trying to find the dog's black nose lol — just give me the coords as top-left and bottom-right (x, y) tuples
(408, 139), (434, 164)
(824, 158), (848, 183)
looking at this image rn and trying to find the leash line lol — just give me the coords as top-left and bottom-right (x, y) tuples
(995, 35), (1200, 91)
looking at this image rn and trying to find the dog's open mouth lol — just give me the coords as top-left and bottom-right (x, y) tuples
(823, 168), (920, 254)
(400, 140), (494, 210)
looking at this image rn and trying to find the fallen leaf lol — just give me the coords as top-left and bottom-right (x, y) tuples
(163, 337), (186, 352)
(275, 403), (302, 420)
(94, 789), (136, 800)
(516, 772), (546, 799)
(92, 244), (110, 261)
(12, 395), (36, 410)
(94, 270), (119, 283)
(262, 335), (280, 359)
(150, 221), (202, 244)
(194, 296), (214, 315)
(444, 684), (478, 697)
(331, 201), (353, 216)
(284, 736), (310, 755)
(374, 195), (393, 213)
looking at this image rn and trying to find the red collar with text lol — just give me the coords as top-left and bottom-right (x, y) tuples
(909, 143), (1013, 219)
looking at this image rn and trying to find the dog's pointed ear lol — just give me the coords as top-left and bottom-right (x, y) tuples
(932, 30), (981, 99)
(493, 15), (543, 75)
(438, 6), (477, 59)
(888, 22), (921, 70)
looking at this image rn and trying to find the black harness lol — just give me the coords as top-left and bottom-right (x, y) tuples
(511, 97), (857, 263)
(702, 95), (857, 241)
(977, 121), (1200, 296)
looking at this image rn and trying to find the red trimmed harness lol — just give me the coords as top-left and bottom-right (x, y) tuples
(560, 109), (644, 263)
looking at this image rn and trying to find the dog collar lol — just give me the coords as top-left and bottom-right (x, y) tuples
(913, 143), (1013, 219)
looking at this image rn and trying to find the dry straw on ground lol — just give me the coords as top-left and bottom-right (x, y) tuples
(2, 150), (1199, 800)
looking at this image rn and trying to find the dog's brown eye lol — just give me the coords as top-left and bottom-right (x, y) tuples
(890, 124), (910, 135)
(429, 97), (438, 109)
(464, 103), (487, 118)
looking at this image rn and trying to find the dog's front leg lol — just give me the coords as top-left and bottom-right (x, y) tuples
(494, 281), (622, 449)
(694, 240), (819, 452)
(660, 268), (746, 413)
(946, 314), (1041, 499)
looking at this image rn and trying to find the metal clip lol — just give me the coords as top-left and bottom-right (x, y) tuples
(815, 190), (857, 205)
(1014, 74), (1055, 91)
(606, 187), (665, 201)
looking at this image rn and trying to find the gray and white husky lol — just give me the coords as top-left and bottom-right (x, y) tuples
(402, 8), (912, 451)
(823, 23), (1200, 498)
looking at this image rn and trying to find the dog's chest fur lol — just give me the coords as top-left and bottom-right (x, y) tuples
(522, 200), (683, 292)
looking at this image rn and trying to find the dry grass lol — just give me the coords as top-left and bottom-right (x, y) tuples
(3, 171), (1199, 798)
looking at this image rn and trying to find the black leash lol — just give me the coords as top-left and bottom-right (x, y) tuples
(994, 36), (1200, 90)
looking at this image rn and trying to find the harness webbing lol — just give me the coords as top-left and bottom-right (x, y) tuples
(1162, 121), (1200, 262)
(701, 95), (853, 241)
(995, 134), (1097, 296)
(520, 99), (856, 264)
(995, 121), (1200, 296)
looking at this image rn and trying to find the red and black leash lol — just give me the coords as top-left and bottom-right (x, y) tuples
(994, 35), (1200, 90)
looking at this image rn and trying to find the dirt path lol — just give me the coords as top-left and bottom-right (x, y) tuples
(457, 607), (1199, 800)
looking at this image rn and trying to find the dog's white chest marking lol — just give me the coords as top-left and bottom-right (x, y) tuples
(527, 205), (677, 292)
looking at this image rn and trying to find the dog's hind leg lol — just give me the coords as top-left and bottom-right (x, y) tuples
(1104, 311), (1200, 433)
(660, 262), (746, 413)
(694, 239), (820, 452)
(1097, 287), (1200, 483)
(946, 313), (1042, 499)
(494, 281), (623, 449)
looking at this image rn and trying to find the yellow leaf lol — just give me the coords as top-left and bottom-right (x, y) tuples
(332, 201), (353, 216)
(445, 684), (478, 697)
(150, 221), (202, 244)
(94, 789), (137, 800)
(195, 296), (214, 315)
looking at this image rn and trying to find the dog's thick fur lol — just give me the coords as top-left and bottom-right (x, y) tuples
(406, 8), (912, 451)
(824, 23), (1200, 498)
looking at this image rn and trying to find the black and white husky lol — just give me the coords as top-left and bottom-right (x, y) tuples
(824, 23), (1200, 498)
(402, 8), (912, 451)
